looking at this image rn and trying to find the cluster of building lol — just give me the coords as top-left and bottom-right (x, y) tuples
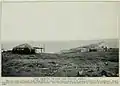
(2, 42), (118, 54)
(61, 42), (118, 53)
(2, 43), (45, 54)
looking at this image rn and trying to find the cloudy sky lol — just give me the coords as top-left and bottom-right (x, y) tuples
(1, 2), (119, 41)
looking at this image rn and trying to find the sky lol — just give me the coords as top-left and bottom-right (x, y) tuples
(0, 2), (119, 52)
(1, 2), (119, 41)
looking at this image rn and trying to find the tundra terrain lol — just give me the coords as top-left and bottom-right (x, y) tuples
(2, 49), (119, 77)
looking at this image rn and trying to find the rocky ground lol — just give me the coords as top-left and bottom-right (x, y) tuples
(2, 51), (119, 77)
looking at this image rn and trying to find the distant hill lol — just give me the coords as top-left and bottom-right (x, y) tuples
(60, 39), (119, 53)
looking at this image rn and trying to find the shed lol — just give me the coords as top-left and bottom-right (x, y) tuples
(12, 43), (35, 54)
(33, 47), (44, 53)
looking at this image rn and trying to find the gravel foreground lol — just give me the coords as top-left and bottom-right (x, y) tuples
(2, 51), (119, 77)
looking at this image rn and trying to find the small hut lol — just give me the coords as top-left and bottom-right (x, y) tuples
(33, 47), (45, 53)
(12, 43), (35, 54)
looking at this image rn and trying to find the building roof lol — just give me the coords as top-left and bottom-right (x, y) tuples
(13, 43), (34, 50)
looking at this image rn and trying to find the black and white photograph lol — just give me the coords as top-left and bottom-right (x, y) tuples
(1, 1), (119, 77)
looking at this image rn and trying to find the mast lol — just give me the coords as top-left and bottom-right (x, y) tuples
(43, 44), (45, 52)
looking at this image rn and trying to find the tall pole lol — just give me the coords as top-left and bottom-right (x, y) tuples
(41, 48), (42, 53)
(43, 44), (45, 52)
